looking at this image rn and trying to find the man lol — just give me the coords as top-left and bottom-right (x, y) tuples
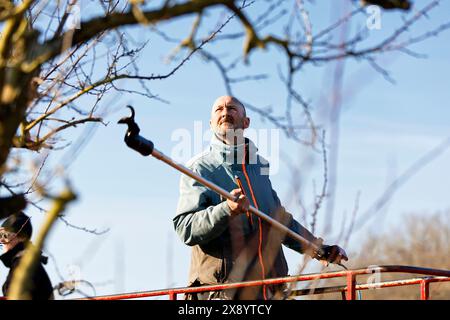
(174, 96), (347, 300)
(0, 212), (53, 300)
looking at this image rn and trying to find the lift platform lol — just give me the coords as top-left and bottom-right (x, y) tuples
(83, 265), (450, 300)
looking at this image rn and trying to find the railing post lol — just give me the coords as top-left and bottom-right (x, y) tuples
(420, 280), (429, 300)
(346, 273), (356, 300)
(169, 291), (177, 300)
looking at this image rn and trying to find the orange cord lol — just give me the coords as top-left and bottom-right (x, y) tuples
(241, 143), (268, 300)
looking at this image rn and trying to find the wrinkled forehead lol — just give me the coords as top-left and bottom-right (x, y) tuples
(211, 96), (245, 113)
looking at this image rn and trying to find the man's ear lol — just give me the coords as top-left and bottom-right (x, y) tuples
(244, 117), (250, 129)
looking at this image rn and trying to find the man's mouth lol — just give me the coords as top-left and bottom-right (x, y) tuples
(220, 117), (234, 126)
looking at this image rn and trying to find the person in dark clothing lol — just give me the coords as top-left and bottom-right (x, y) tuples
(0, 212), (53, 300)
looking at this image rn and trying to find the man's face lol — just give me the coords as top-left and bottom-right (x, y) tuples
(0, 228), (20, 253)
(210, 96), (249, 136)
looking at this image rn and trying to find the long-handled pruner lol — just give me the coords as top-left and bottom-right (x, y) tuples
(118, 105), (343, 263)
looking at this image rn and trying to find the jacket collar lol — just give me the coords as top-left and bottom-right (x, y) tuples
(0, 242), (26, 268)
(210, 133), (258, 167)
(0, 242), (48, 268)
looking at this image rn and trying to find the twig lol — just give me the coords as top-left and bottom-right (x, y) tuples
(58, 215), (110, 235)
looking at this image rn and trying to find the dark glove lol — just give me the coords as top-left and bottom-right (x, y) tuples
(315, 244), (348, 264)
(361, 0), (411, 11)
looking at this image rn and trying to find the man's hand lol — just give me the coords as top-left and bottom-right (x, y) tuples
(227, 188), (250, 216)
(316, 244), (348, 265)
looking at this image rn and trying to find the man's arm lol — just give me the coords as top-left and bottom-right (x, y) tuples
(271, 188), (322, 254)
(173, 166), (232, 246)
(271, 188), (348, 263)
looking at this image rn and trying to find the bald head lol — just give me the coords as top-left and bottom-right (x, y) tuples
(211, 96), (246, 117)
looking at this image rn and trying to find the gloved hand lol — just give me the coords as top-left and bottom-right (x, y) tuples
(314, 244), (348, 265)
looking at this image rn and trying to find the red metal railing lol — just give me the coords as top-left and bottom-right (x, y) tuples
(81, 265), (450, 300)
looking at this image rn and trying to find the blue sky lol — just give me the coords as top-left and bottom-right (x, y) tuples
(1, 1), (449, 299)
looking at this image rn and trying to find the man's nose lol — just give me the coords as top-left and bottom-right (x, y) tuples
(218, 108), (229, 118)
(224, 106), (236, 116)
